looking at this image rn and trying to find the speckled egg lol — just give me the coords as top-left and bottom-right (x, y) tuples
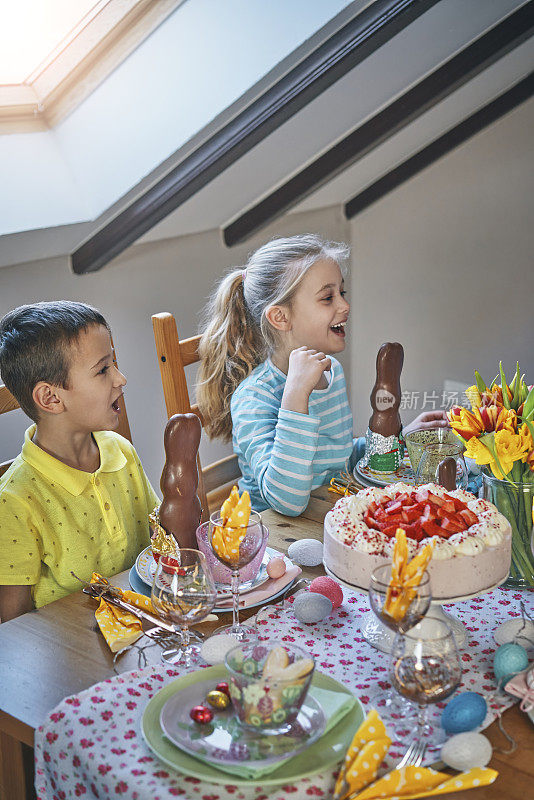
(200, 634), (236, 665)
(293, 591), (332, 624)
(266, 557), (286, 579)
(287, 539), (323, 567)
(493, 643), (529, 687)
(310, 576), (343, 609)
(441, 732), (492, 771)
(441, 692), (487, 734)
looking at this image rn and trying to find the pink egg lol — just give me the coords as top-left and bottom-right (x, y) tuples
(310, 576), (343, 609)
(266, 557), (286, 579)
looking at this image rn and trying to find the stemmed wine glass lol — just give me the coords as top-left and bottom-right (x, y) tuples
(209, 509), (268, 641)
(367, 564), (431, 716)
(151, 549), (217, 667)
(415, 442), (468, 488)
(389, 616), (462, 754)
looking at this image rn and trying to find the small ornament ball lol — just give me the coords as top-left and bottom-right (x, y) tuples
(287, 539), (323, 567)
(441, 732), (492, 771)
(190, 705), (213, 724)
(493, 642), (529, 687)
(441, 692), (487, 734)
(293, 591), (332, 624)
(266, 557), (286, 579)
(206, 690), (230, 710)
(310, 576), (343, 609)
(216, 681), (230, 697)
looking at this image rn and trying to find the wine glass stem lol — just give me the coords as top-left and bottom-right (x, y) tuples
(231, 568), (241, 630)
(181, 624), (190, 651)
(417, 703), (427, 737)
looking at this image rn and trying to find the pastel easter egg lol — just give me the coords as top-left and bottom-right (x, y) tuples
(441, 732), (492, 771)
(493, 643), (529, 687)
(310, 576), (343, 609)
(441, 692), (487, 734)
(287, 539), (323, 567)
(293, 592), (332, 624)
(200, 633), (236, 665)
(266, 557), (286, 579)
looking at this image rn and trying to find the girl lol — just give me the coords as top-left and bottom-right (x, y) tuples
(197, 235), (446, 516)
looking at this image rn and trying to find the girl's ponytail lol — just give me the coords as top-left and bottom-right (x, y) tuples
(197, 269), (265, 441)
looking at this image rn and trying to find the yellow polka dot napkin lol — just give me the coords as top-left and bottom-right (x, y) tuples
(90, 572), (154, 653)
(334, 709), (497, 800)
(211, 486), (252, 564)
(383, 530), (433, 623)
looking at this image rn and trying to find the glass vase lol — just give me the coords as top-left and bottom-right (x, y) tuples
(482, 471), (534, 589)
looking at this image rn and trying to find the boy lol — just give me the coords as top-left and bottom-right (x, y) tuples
(0, 301), (158, 622)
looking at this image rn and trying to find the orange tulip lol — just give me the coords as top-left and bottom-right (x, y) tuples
(447, 406), (484, 440)
(526, 449), (534, 471)
(479, 406), (517, 434)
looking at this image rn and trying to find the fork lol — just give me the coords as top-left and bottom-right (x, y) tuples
(396, 739), (427, 769)
(342, 740), (427, 800)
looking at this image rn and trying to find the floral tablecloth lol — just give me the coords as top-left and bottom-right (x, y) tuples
(35, 587), (532, 800)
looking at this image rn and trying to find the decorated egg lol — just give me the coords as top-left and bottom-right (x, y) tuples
(493, 618), (534, 648)
(493, 643), (529, 687)
(310, 576), (343, 609)
(441, 732), (492, 771)
(190, 705), (213, 724)
(293, 591), (332, 624)
(206, 690), (230, 710)
(287, 539), (323, 567)
(441, 692), (487, 734)
(200, 633), (236, 665)
(266, 557), (286, 579)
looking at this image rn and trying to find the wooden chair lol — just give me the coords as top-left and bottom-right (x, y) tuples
(0, 337), (132, 477)
(152, 312), (241, 522)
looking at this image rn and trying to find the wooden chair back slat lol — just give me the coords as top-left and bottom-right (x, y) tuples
(151, 312), (240, 522)
(0, 337), (132, 479)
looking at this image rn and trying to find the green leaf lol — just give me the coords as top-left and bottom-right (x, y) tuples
(474, 370), (487, 393)
(490, 374), (499, 389)
(522, 386), (534, 421)
(511, 362), (522, 408)
(522, 418), (534, 444)
(499, 362), (511, 409)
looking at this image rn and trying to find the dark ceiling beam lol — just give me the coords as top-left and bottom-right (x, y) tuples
(70, 0), (441, 274)
(223, 1), (534, 247)
(344, 72), (534, 219)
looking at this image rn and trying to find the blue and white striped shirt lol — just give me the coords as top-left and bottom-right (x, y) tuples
(231, 357), (354, 516)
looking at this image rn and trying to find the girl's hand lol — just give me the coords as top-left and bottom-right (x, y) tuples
(404, 410), (449, 436)
(281, 346), (331, 414)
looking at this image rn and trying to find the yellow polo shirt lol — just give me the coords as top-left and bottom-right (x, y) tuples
(0, 426), (159, 608)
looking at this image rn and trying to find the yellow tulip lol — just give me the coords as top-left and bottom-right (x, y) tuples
(465, 385), (481, 409)
(464, 436), (494, 467)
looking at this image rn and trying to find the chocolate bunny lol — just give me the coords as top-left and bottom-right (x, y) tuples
(159, 413), (202, 549)
(368, 342), (404, 438)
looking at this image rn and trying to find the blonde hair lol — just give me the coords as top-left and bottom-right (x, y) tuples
(197, 234), (350, 440)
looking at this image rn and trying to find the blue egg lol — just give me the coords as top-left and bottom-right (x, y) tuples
(493, 643), (529, 687)
(293, 592), (332, 624)
(441, 692), (487, 734)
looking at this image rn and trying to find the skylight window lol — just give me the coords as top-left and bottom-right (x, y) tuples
(0, 0), (100, 84)
(0, 0), (183, 131)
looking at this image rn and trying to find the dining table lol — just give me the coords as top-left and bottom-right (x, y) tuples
(0, 485), (532, 800)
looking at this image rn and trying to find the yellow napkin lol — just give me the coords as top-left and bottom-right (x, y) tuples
(212, 485), (251, 563)
(383, 530), (433, 622)
(334, 709), (497, 800)
(90, 572), (154, 653)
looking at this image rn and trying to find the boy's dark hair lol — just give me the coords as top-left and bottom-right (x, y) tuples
(0, 301), (110, 421)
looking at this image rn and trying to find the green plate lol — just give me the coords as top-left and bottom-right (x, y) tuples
(141, 665), (364, 787)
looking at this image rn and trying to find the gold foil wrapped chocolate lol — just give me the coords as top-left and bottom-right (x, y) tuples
(206, 690), (230, 710)
(149, 507), (180, 559)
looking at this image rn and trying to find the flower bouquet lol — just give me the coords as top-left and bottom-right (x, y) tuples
(447, 363), (534, 588)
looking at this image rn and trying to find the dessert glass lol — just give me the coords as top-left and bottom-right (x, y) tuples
(225, 640), (315, 733)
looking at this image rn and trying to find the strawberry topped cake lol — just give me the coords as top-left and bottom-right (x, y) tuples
(324, 482), (511, 600)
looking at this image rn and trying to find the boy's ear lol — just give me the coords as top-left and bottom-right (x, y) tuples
(32, 382), (65, 415)
(265, 304), (291, 332)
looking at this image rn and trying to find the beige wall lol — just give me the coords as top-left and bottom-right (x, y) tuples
(0, 206), (350, 488)
(349, 96), (534, 432)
